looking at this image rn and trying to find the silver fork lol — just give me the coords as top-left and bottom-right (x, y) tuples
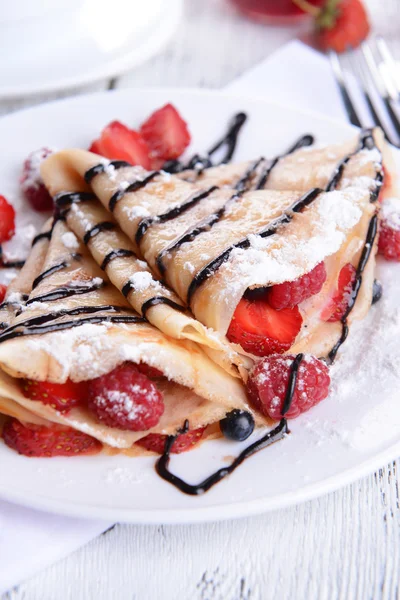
(329, 36), (400, 148)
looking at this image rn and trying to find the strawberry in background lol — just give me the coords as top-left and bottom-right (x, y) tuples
(292, 0), (370, 52)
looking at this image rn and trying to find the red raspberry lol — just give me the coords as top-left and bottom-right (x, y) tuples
(0, 195), (15, 243)
(136, 363), (164, 379)
(21, 379), (89, 413)
(321, 263), (356, 322)
(247, 354), (331, 420)
(20, 148), (54, 212)
(88, 363), (164, 431)
(378, 221), (400, 261)
(0, 284), (7, 303)
(268, 262), (327, 310)
(136, 427), (206, 454)
(2, 419), (102, 457)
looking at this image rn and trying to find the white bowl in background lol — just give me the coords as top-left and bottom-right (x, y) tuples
(0, 0), (183, 98)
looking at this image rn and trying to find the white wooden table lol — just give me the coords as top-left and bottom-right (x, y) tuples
(2, 1), (400, 598)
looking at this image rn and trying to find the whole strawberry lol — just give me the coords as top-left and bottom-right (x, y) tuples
(315, 0), (370, 53)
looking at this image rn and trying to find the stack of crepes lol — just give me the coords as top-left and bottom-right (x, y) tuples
(0, 126), (396, 456)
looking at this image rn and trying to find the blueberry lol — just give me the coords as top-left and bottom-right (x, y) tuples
(372, 279), (383, 305)
(220, 409), (255, 442)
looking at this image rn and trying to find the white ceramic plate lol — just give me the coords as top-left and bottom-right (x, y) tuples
(0, 0), (182, 98)
(0, 89), (399, 524)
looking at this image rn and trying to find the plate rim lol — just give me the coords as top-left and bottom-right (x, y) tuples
(0, 86), (398, 524)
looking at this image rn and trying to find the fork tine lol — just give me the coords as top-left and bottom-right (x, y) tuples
(361, 42), (400, 141)
(350, 50), (398, 146)
(375, 36), (400, 98)
(329, 50), (362, 127)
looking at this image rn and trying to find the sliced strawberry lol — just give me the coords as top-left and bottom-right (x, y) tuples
(0, 195), (16, 243)
(21, 379), (89, 413)
(89, 121), (151, 169)
(227, 294), (303, 356)
(2, 418), (102, 457)
(321, 263), (356, 322)
(0, 284), (7, 303)
(136, 363), (164, 379)
(136, 427), (206, 454)
(140, 104), (191, 163)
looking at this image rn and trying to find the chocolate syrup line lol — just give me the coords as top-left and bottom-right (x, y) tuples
(186, 188), (322, 305)
(162, 113), (248, 176)
(140, 296), (186, 318)
(83, 222), (115, 245)
(0, 314), (144, 342)
(155, 354), (303, 495)
(235, 157), (264, 193)
(32, 230), (52, 246)
(0, 246), (26, 269)
(100, 249), (136, 271)
(0, 293), (29, 311)
(54, 191), (96, 208)
(31, 261), (69, 290)
(25, 281), (105, 306)
(156, 190), (246, 277)
(108, 172), (160, 213)
(0, 304), (140, 343)
(255, 134), (315, 191)
(156, 419), (288, 496)
(326, 129), (383, 196)
(135, 186), (219, 246)
(84, 160), (131, 184)
(327, 213), (378, 364)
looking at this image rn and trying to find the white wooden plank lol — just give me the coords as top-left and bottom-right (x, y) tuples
(2, 464), (399, 600)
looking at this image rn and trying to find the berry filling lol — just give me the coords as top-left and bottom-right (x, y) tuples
(227, 294), (302, 356)
(247, 354), (331, 420)
(21, 379), (89, 413)
(2, 418), (102, 457)
(0, 284), (7, 303)
(0, 195), (15, 244)
(136, 426), (206, 454)
(87, 363), (164, 431)
(20, 148), (54, 212)
(267, 262), (327, 310)
(378, 200), (400, 261)
(321, 263), (356, 322)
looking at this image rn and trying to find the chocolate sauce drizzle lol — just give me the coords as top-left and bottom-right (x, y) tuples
(54, 191), (96, 208)
(255, 134), (315, 190)
(156, 354), (304, 495)
(156, 190), (246, 276)
(84, 160), (131, 184)
(0, 305), (144, 344)
(186, 188), (322, 305)
(32, 230), (52, 246)
(108, 172), (159, 213)
(162, 113), (248, 175)
(83, 222), (115, 245)
(135, 186), (219, 246)
(327, 214), (378, 364)
(140, 296), (186, 318)
(31, 261), (69, 290)
(26, 280), (105, 306)
(100, 249), (136, 271)
(0, 246), (26, 269)
(325, 129), (383, 362)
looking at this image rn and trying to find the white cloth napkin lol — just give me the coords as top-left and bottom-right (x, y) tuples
(0, 39), (347, 596)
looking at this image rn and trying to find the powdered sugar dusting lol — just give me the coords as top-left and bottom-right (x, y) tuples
(381, 197), (400, 231)
(127, 271), (162, 293)
(61, 231), (79, 249)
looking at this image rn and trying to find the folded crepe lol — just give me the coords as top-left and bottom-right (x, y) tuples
(40, 137), (383, 361)
(40, 157), (250, 378)
(0, 218), (262, 452)
(177, 127), (396, 200)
